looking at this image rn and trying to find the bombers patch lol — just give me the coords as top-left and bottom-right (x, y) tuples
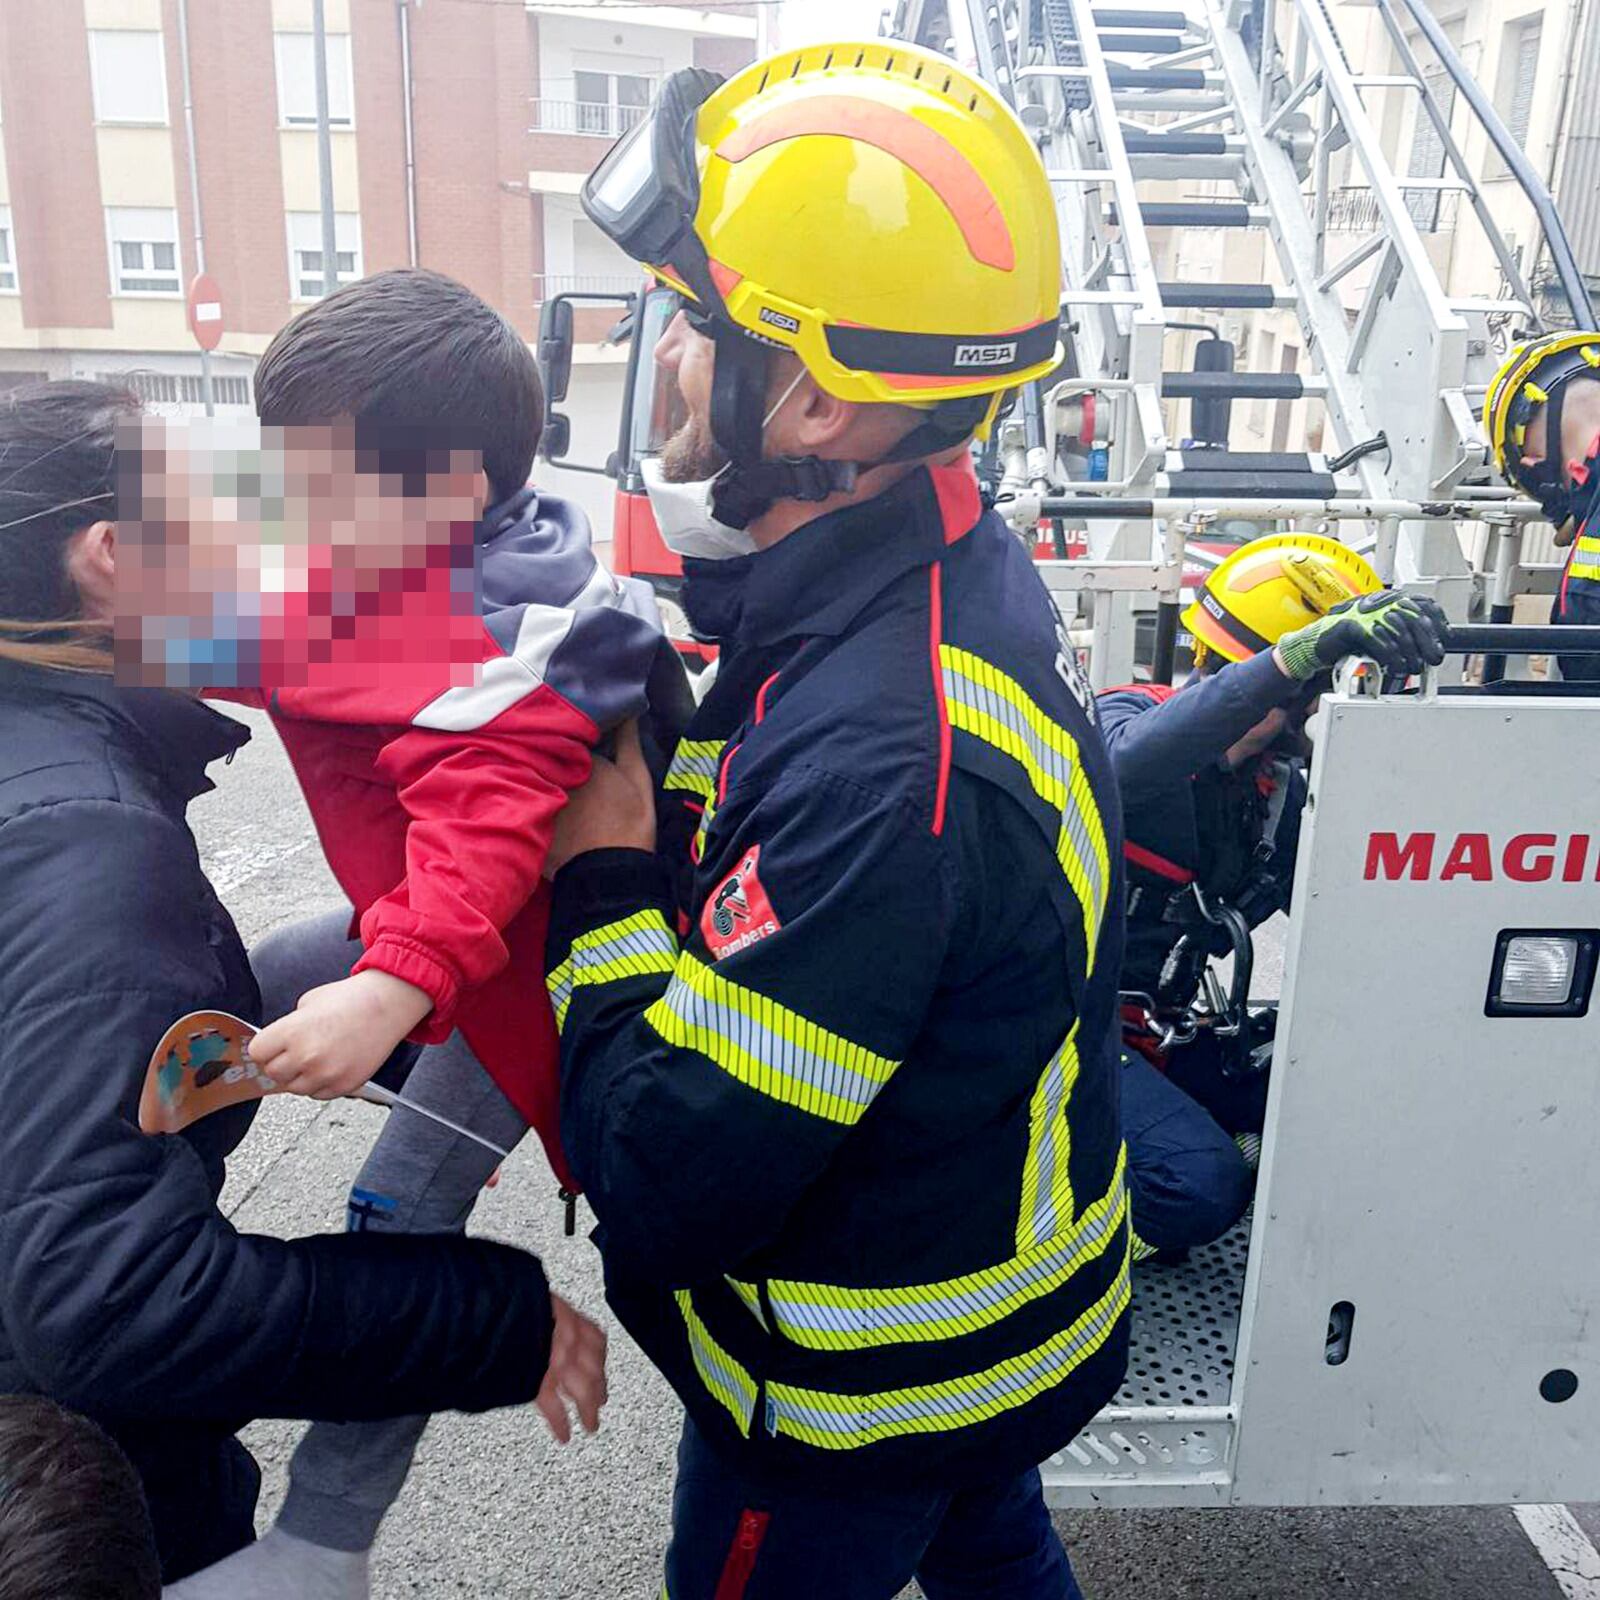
(701, 845), (782, 960)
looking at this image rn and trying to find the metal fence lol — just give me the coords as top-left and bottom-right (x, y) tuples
(529, 99), (648, 138)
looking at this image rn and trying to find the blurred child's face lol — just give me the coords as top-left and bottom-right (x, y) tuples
(113, 417), (487, 690)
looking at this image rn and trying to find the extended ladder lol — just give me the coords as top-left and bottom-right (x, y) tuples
(890, 0), (1556, 684)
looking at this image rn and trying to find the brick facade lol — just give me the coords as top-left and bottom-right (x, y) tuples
(0, 0), (112, 330)
(162, 0), (292, 339)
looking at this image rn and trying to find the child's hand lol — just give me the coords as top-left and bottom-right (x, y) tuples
(535, 1294), (609, 1444)
(250, 970), (433, 1100)
(545, 720), (657, 878)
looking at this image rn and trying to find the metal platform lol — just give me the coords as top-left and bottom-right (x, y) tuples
(1043, 1219), (1250, 1505)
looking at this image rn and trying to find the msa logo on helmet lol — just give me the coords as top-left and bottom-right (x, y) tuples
(1364, 831), (1599, 883)
(953, 340), (1019, 370)
(701, 845), (782, 960)
(758, 307), (801, 335)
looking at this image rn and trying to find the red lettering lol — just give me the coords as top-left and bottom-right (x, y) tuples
(1365, 831), (1435, 881)
(1505, 833), (1558, 882)
(1440, 833), (1492, 882)
(1564, 835), (1590, 882)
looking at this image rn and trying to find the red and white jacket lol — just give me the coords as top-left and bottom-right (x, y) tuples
(218, 488), (684, 1185)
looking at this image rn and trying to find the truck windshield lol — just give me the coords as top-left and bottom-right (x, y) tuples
(628, 285), (691, 465)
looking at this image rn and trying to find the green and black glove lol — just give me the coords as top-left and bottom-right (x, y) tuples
(1276, 590), (1449, 681)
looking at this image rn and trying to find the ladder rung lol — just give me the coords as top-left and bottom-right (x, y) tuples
(1093, 7), (1189, 26)
(1164, 468), (1340, 497)
(1159, 282), (1294, 309)
(1124, 201), (1263, 227)
(1176, 451), (1324, 473)
(1122, 132), (1234, 154)
(1107, 64), (1215, 89)
(1098, 31), (1187, 51)
(1162, 371), (1321, 399)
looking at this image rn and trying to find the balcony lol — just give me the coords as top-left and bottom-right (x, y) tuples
(1324, 185), (1461, 235)
(530, 99), (649, 139)
(533, 272), (643, 302)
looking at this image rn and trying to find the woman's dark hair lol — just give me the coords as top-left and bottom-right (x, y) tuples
(254, 267), (545, 505)
(0, 380), (139, 672)
(0, 1395), (161, 1600)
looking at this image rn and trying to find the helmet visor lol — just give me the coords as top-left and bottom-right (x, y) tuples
(582, 68), (728, 319)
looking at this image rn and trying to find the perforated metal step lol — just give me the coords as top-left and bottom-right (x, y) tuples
(1042, 1218), (1251, 1504)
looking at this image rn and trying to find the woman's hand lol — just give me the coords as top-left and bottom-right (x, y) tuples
(535, 1295), (609, 1443)
(545, 720), (657, 878)
(249, 969), (433, 1100)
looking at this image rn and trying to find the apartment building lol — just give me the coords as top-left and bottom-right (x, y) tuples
(0, 0), (757, 526)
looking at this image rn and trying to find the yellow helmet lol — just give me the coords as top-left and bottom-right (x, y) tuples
(1182, 534), (1381, 665)
(681, 41), (1064, 408)
(581, 41), (1064, 518)
(1481, 331), (1600, 521)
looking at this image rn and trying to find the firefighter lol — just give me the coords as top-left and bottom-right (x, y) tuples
(1100, 535), (1447, 1255)
(1483, 331), (1600, 681)
(541, 41), (1129, 1600)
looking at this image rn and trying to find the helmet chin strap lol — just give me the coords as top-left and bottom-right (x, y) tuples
(705, 325), (990, 530)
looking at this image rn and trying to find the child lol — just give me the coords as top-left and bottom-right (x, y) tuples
(176, 270), (687, 1599)
(0, 1395), (160, 1600)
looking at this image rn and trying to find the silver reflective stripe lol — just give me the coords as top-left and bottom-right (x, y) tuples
(767, 1241), (1132, 1449)
(766, 1153), (1125, 1349)
(645, 953), (899, 1126)
(548, 911), (678, 1029)
(664, 739), (726, 800)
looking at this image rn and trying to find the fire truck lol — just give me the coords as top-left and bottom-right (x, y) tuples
(535, 0), (1600, 1511)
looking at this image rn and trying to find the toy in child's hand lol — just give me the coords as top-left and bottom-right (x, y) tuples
(140, 1009), (513, 1159)
(140, 1011), (274, 1134)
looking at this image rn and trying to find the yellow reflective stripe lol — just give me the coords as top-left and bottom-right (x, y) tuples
(726, 1276), (769, 1331)
(938, 646), (1109, 967)
(694, 792), (719, 859)
(1131, 1229), (1160, 1263)
(675, 1289), (756, 1438)
(765, 1147), (1126, 1351)
(664, 738), (726, 802)
(645, 952), (900, 1126)
(547, 911), (678, 1029)
(767, 1234), (1131, 1450)
(1569, 561), (1600, 583)
(1017, 1027), (1080, 1252)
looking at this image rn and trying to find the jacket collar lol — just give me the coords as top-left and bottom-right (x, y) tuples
(683, 458), (983, 648)
(0, 658), (250, 803)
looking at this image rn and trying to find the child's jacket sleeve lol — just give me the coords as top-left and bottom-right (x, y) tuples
(277, 583), (673, 1041)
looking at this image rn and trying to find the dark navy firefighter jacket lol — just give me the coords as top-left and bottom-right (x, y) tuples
(546, 459), (1131, 1490)
(1554, 500), (1600, 681)
(1097, 650), (1306, 1003)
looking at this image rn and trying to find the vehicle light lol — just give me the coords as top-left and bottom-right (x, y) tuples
(1486, 930), (1598, 1017)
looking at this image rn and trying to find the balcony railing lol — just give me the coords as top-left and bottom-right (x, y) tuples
(530, 99), (649, 139)
(1324, 185), (1461, 235)
(533, 273), (642, 302)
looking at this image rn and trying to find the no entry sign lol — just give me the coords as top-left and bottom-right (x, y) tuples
(187, 272), (224, 352)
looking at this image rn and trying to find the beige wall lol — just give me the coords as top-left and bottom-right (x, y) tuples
(278, 128), (360, 210)
(95, 127), (177, 206)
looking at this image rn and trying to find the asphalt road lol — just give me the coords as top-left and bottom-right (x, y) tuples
(194, 704), (1589, 1599)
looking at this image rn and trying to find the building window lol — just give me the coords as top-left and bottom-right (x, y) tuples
(106, 208), (182, 296)
(1490, 16), (1542, 176)
(275, 32), (354, 128)
(0, 207), (17, 294)
(287, 212), (362, 300)
(572, 68), (655, 137)
(88, 31), (169, 126)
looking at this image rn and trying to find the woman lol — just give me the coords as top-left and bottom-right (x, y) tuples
(0, 382), (604, 1588)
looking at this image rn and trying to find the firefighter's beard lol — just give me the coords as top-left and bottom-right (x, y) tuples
(659, 409), (730, 485)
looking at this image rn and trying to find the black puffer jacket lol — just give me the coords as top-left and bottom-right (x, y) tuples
(0, 661), (554, 1582)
